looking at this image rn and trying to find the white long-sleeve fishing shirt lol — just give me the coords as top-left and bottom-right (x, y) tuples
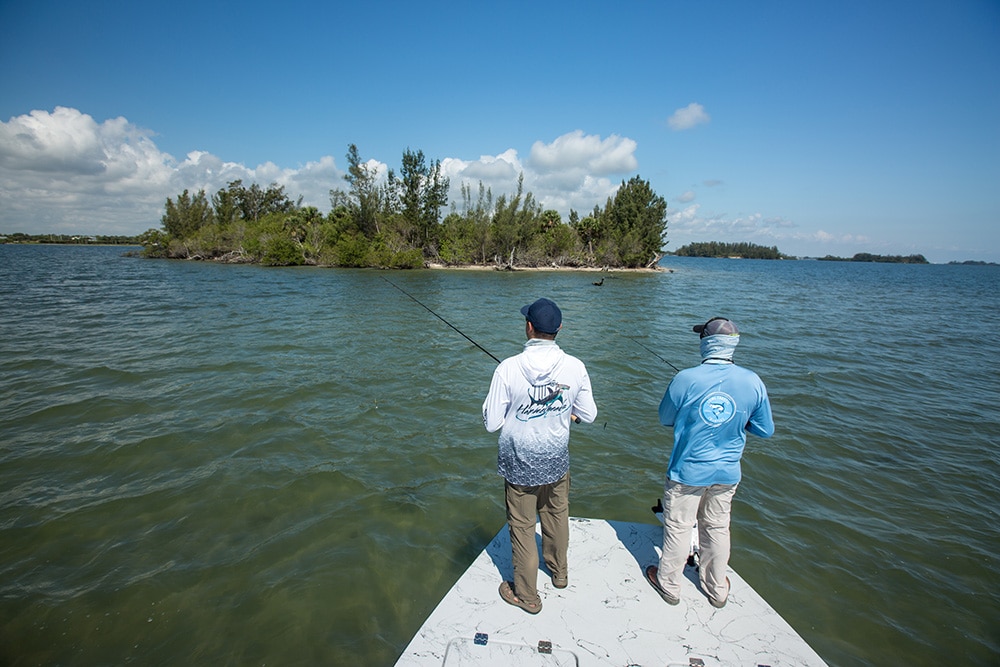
(483, 338), (597, 486)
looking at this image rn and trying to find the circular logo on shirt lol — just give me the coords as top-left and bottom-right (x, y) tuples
(699, 392), (737, 426)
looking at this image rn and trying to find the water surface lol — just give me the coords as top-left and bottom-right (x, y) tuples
(1, 246), (998, 665)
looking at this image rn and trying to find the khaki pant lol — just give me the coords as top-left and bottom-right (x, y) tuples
(504, 472), (570, 606)
(656, 479), (738, 602)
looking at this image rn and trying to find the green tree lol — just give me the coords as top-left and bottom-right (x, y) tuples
(385, 148), (450, 256)
(145, 154), (673, 269)
(571, 213), (601, 259)
(539, 221), (579, 263)
(489, 174), (542, 267)
(334, 144), (383, 238)
(139, 228), (169, 258)
(439, 182), (493, 264)
(236, 181), (298, 222)
(602, 176), (667, 267)
(675, 241), (786, 259)
(212, 182), (241, 227)
(162, 189), (213, 239)
(239, 212), (306, 266)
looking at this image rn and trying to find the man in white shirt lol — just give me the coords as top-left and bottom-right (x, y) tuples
(483, 298), (598, 614)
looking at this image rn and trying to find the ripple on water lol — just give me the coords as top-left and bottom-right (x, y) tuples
(2, 250), (1000, 665)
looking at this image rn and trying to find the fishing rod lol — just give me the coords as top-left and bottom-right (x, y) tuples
(383, 276), (595, 426)
(625, 335), (681, 373)
(380, 276), (501, 364)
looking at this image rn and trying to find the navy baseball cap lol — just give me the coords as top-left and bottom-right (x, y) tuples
(521, 298), (562, 334)
(693, 317), (739, 338)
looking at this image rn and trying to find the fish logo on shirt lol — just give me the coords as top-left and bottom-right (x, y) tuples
(699, 391), (737, 426)
(516, 383), (570, 421)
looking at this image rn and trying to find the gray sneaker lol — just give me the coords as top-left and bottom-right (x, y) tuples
(708, 577), (731, 608)
(645, 565), (680, 605)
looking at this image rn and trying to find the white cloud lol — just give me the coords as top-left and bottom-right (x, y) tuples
(0, 108), (179, 233)
(282, 155), (344, 209)
(527, 130), (637, 174)
(0, 110), (642, 234)
(442, 150), (521, 184)
(675, 190), (696, 203)
(440, 151), (528, 214)
(667, 103), (710, 131)
(0, 108), (354, 235)
(0, 107), (106, 174)
(443, 131), (638, 220)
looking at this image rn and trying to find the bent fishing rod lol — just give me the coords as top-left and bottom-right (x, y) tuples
(624, 335), (681, 373)
(383, 276), (595, 425)
(382, 275), (680, 375)
(380, 276), (501, 364)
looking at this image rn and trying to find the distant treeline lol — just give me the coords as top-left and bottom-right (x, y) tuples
(140, 145), (669, 269)
(1, 233), (142, 245)
(672, 241), (788, 259)
(818, 253), (929, 264)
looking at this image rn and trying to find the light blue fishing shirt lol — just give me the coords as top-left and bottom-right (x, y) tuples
(658, 335), (774, 486)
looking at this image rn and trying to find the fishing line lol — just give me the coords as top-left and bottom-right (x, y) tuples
(380, 276), (501, 364)
(383, 277), (598, 427)
(625, 335), (681, 373)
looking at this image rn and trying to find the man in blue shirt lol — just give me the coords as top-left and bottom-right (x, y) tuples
(646, 317), (774, 607)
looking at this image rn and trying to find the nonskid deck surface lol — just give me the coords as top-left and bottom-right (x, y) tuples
(396, 517), (827, 666)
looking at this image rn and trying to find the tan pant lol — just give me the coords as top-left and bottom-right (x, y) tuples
(504, 472), (570, 606)
(656, 479), (738, 602)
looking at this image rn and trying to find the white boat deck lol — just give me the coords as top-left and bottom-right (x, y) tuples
(396, 517), (827, 666)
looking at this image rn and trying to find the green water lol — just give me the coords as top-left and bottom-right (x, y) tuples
(1, 245), (998, 665)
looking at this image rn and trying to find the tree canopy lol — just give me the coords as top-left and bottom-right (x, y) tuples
(818, 253), (928, 264)
(673, 241), (787, 259)
(141, 145), (669, 269)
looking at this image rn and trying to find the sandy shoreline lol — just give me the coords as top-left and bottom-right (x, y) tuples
(424, 262), (666, 273)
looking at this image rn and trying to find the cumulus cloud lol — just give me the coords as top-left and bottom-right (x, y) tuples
(0, 109), (641, 234)
(441, 150), (521, 185)
(0, 107), (352, 235)
(443, 131), (638, 220)
(0, 107), (107, 174)
(0, 108), (180, 233)
(527, 130), (637, 175)
(667, 103), (710, 131)
(284, 155), (345, 208)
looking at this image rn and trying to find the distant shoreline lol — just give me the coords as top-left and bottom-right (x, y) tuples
(3, 243), (995, 266)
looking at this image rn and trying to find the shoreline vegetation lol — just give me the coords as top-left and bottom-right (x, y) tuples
(3, 235), (993, 267)
(0, 142), (988, 267)
(816, 252), (929, 264)
(4, 234), (992, 267)
(136, 145), (671, 271)
(673, 241), (788, 260)
(0, 233), (142, 245)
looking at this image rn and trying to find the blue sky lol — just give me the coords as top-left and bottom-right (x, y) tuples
(1, 0), (997, 262)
